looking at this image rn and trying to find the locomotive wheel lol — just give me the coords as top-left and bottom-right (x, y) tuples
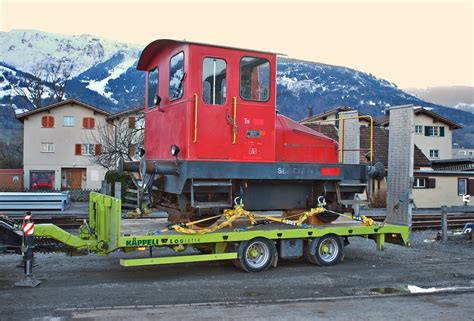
(233, 238), (276, 273)
(304, 235), (344, 266)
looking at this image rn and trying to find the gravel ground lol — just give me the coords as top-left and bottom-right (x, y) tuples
(0, 230), (472, 320)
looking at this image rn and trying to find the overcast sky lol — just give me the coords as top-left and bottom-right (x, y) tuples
(1, 0), (472, 88)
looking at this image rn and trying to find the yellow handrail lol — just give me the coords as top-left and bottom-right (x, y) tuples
(232, 97), (237, 144)
(193, 93), (198, 143)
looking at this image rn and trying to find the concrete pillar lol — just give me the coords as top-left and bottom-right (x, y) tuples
(339, 110), (360, 164)
(114, 182), (121, 199)
(385, 105), (414, 227)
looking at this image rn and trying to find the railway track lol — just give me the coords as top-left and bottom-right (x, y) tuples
(370, 213), (474, 230)
(6, 212), (474, 231)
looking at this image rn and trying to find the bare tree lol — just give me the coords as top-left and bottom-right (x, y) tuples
(88, 111), (145, 170)
(45, 59), (74, 103)
(13, 64), (47, 109)
(0, 141), (22, 169)
(13, 59), (73, 109)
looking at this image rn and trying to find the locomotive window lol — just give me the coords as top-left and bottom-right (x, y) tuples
(202, 58), (227, 105)
(147, 67), (159, 108)
(240, 57), (270, 102)
(169, 52), (185, 101)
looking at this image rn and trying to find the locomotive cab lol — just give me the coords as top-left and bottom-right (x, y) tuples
(137, 39), (278, 162)
(127, 39), (372, 222)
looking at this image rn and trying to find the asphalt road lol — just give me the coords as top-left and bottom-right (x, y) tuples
(0, 230), (472, 320)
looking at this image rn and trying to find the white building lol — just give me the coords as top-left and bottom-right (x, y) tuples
(17, 99), (110, 190)
(378, 106), (462, 160)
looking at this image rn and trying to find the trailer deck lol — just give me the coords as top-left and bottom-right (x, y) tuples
(28, 192), (409, 272)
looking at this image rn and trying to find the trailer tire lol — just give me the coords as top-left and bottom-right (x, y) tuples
(233, 238), (276, 273)
(304, 235), (344, 267)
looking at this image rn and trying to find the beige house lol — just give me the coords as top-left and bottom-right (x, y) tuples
(452, 147), (474, 159)
(377, 106), (462, 160)
(412, 170), (474, 208)
(17, 99), (110, 190)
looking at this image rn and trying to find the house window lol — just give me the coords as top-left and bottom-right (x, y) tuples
(75, 144), (101, 156)
(240, 56), (270, 101)
(424, 126), (445, 137)
(458, 178), (468, 196)
(41, 142), (54, 153)
(81, 144), (94, 156)
(169, 51), (185, 101)
(413, 177), (426, 188)
(41, 115), (55, 128)
(415, 125), (423, 134)
(429, 149), (439, 159)
(63, 116), (75, 127)
(202, 57), (227, 105)
(83, 117), (95, 129)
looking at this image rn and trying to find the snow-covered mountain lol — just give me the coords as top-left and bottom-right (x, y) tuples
(0, 29), (141, 77)
(405, 86), (474, 113)
(2, 29), (474, 147)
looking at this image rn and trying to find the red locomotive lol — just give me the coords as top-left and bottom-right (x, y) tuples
(123, 39), (376, 223)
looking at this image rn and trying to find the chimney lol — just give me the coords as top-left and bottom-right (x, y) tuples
(308, 106), (313, 118)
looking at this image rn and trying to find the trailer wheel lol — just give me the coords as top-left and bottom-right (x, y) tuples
(233, 238), (276, 273)
(304, 235), (344, 266)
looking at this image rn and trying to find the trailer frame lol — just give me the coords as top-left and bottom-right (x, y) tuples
(31, 192), (409, 269)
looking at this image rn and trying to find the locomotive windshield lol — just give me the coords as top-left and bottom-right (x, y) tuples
(240, 57), (270, 102)
(169, 51), (185, 101)
(202, 58), (227, 105)
(147, 67), (159, 108)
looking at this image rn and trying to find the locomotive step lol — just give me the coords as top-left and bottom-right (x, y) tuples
(193, 201), (233, 209)
(192, 180), (233, 187)
(337, 183), (369, 187)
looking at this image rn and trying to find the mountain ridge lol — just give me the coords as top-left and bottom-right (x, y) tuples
(1, 29), (474, 147)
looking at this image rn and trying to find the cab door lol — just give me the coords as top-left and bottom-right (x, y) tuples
(195, 55), (232, 159)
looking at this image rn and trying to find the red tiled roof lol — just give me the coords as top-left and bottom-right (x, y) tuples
(304, 123), (339, 141)
(360, 126), (430, 168)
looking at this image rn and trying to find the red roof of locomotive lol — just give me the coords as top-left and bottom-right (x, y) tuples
(137, 39), (284, 71)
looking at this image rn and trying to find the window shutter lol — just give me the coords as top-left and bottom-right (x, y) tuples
(128, 144), (136, 157)
(468, 179), (474, 195)
(42, 116), (54, 128)
(75, 144), (82, 155)
(95, 144), (102, 155)
(440, 126), (445, 137)
(424, 126), (431, 136)
(128, 117), (136, 129)
(427, 178), (436, 189)
(82, 117), (95, 129)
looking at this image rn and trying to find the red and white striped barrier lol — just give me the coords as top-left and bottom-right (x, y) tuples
(23, 222), (34, 236)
